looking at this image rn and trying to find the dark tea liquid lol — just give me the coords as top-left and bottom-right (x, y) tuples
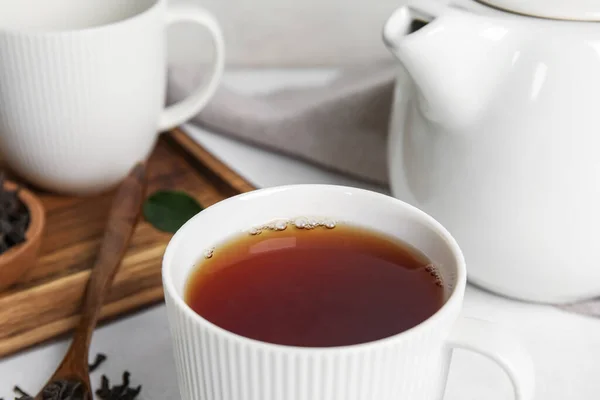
(185, 222), (444, 347)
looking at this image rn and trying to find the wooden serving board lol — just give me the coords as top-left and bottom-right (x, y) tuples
(0, 129), (255, 358)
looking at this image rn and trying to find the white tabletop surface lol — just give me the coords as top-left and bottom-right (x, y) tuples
(1, 69), (599, 400)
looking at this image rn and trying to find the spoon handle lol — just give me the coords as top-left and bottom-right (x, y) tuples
(63, 163), (147, 373)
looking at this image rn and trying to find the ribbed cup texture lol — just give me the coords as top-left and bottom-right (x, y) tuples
(0, 2), (166, 195)
(165, 290), (461, 400)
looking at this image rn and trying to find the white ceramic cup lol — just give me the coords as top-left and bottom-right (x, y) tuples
(163, 185), (535, 400)
(0, 0), (224, 195)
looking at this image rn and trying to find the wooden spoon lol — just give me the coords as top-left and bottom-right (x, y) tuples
(34, 163), (147, 400)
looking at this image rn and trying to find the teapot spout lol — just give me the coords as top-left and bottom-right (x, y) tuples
(383, 0), (513, 128)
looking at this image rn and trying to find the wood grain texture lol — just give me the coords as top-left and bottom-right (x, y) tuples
(0, 129), (255, 358)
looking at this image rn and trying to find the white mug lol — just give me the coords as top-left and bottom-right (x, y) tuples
(0, 0), (224, 195)
(162, 185), (535, 400)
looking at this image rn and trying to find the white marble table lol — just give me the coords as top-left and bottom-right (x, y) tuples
(1, 70), (599, 400)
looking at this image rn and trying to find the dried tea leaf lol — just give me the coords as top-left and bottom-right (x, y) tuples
(41, 380), (85, 400)
(0, 178), (30, 254)
(96, 372), (141, 400)
(89, 353), (107, 373)
(5, 353), (134, 400)
(13, 386), (31, 400)
(143, 190), (203, 233)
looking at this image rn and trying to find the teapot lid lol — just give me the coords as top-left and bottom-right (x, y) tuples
(478, 0), (600, 21)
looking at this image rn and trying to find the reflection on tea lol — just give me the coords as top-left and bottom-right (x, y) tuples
(185, 221), (444, 347)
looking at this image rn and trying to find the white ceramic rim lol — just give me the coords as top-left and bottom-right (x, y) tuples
(162, 184), (467, 353)
(0, 0), (163, 35)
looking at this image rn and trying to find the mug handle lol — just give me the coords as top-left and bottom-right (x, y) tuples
(446, 317), (535, 399)
(158, 4), (225, 132)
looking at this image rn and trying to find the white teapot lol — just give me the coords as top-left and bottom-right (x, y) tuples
(383, 0), (600, 304)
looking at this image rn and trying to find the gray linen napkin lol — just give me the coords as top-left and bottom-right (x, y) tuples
(167, 63), (397, 185)
(167, 64), (600, 317)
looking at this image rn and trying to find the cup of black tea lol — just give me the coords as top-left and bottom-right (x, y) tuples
(162, 184), (535, 400)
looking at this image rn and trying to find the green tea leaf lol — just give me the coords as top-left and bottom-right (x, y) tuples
(143, 190), (203, 233)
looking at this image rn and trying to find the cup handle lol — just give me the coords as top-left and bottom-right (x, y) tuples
(445, 317), (535, 399)
(159, 4), (225, 132)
